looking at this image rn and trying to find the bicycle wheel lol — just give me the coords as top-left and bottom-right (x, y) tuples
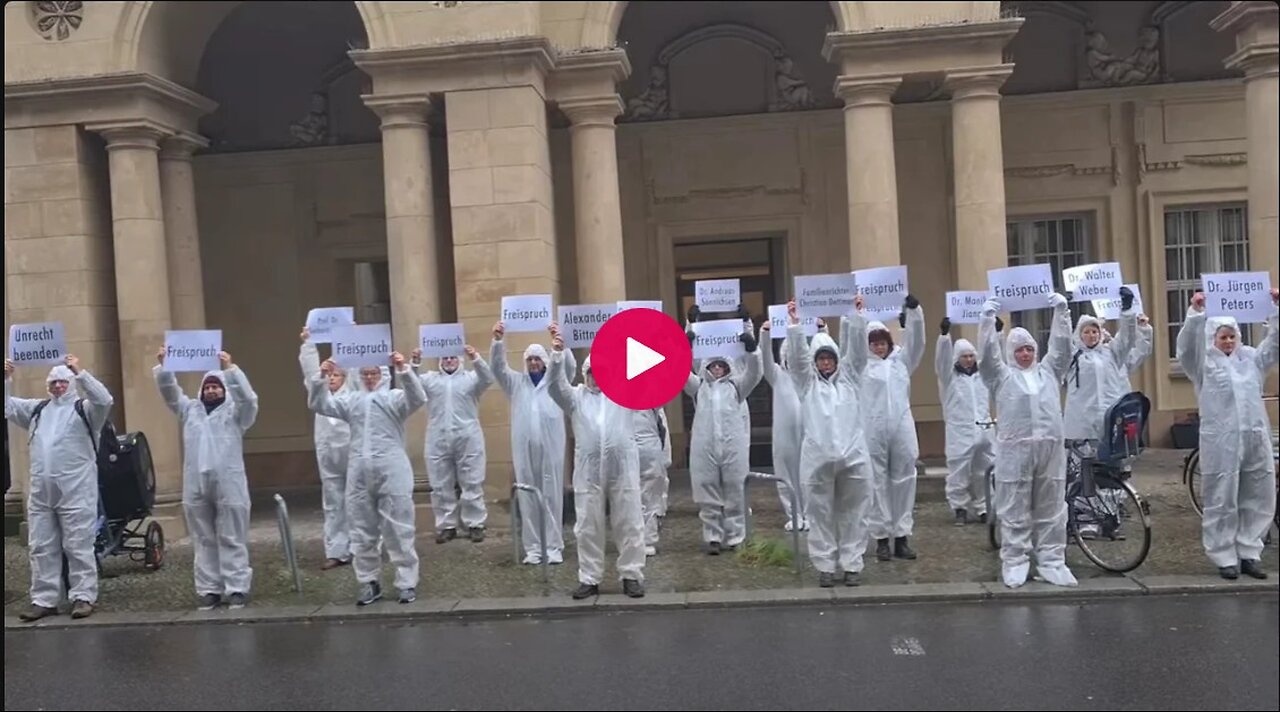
(1070, 477), (1152, 573)
(1183, 450), (1203, 516)
(986, 466), (1000, 551)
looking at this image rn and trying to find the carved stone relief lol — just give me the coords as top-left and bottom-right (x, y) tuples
(1082, 23), (1161, 88)
(31, 1), (83, 41)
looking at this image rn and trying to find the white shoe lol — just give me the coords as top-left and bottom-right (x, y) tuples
(1037, 564), (1079, 588)
(644, 545), (657, 557)
(548, 550), (564, 565)
(522, 553), (542, 565)
(800, 518), (810, 532)
(1002, 561), (1030, 589)
(784, 520), (795, 532)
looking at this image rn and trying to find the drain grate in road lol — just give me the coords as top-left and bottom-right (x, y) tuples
(891, 636), (926, 656)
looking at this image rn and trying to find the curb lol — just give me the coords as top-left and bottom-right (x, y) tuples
(6, 574), (1276, 632)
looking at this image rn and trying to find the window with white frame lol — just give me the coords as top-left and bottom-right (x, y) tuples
(1163, 203), (1250, 358)
(1006, 214), (1092, 351)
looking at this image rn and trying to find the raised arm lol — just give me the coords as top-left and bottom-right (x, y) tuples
(1042, 294), (1075, 382)
(299, 339), (322, 385)
(307, 365), (349, 420)
(840, 311), (870, 382)
(978, 300), (1008, 390)
(787, 322), (813, 394)
(489, 337), (519, 397)
(1175, 306), (1208, 390)
(469, 350), (495, 397)
(1253, 297), (1279, 375)
(729, 342), (763, 403)
(760, 324), (780, 386)
(900, 300), (926, 373)
(70, 366), (114, 432)
(1110, 306), (1138, 372)
(221, 366), (259, 431)
(935, 330), (955, 389)
(547, 350), (577, 415)
(4, 370), (43, 430)
(394, 359), (427, 418)
(1129, 318), (1154, 374)
(152, 365), (190, 416)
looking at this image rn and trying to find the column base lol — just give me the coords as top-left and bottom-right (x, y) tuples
(4, 493), (24, 538)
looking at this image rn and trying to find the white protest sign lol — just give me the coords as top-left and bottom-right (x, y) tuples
(7, 322), (67, 366)
(692, 319), (746, 360)
(330, 324), (393, 368)
(418, 323), (465, 358)
(695, 279), (740, 313)
(767, 305), (817, 339)
(501, 294), (554, 333)
(617, 300), (663, 313)
(795, 273), (859, 318)
(854, 265), (909, 321)
(305, 306), (355, 343)
(1063, 262), (1123, 303)
(987, 264), (1056, 313)
(1204, 271), (1274, 324)
(945, 291), (988, 325)
(1091, 283), (1144, 321)
(558, 303), (618, 349)
(164, 330), (222, 372)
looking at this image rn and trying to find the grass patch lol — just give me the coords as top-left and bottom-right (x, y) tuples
(735, 537), (795, 568)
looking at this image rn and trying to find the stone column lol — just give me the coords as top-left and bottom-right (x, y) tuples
(365, 96), (441, 493)
(91, 123), (184, 531)
(1213, 1), (1279, 288)
(158, 134), (209, 331)
(945, 65), (1014, 293)
(561, 95), (627, 303)
(835, 74), (904, 269)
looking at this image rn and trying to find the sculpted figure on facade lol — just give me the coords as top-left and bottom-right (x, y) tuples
(1084, 24), (1161, 87)
(290, 92), (331, 146)
(625, 64), (671, 121)
(770, 51), (816, 111)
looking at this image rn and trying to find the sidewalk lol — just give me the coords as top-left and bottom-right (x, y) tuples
(5, 449), (1277, 628)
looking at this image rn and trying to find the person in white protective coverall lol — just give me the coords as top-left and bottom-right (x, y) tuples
(784, 298), (873, 587)
(634, 405), (671, 556)
(308, 351), (426, 606)
(683, 313), (762, 554)
(936, 318), (993, 526)
(155, 349), (260, 610)
(6, 355), (113, 622)
(491, 321), (576, 565)
(546, 331), (648, 599)
(299, 329), (358, 570)
(759, 319), (814, 532)
(410, 343), (494, 544)
(863, 296), (926, 562)
(1176, 289), (1279, 580)
(1063, 287), (1141, 442)
(979, 293), (1079, 589)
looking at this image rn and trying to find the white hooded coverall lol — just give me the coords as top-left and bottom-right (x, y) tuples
(413, 354), (495, 533)
(307, 364), (427, 591)
(863, 307), (926, 541)
(548, 354), (646, 585)
(1063, 311), (1139, 441)
(788, 317), (873, 574)
(1176, 305), (1279, 568)
(634, 406), (672, 546)
(979, 295), (1078, 588)
(491, 340), (576, 562)
(761, 329), (805, 526)
(6, 366), (113, 608)
(935, 336), (993, 517)
(299, 343), (357, 562)
(684, 351), (762, 546)
(155, 366), (259, 598)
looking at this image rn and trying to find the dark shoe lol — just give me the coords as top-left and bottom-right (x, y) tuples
(622, 579), (645, 598)
(196, 594), (221, 611)
(954, 509), (968, 527)
(71, 600), (95, 619)
(227, 593), (248, 610)
(1241, 560), (1268, 580)
(321, 558), (349, 571)
(707, 541), (722, 556)
(19, 605), (57, 622)
(469, 527), (486, 543)
(876, 539), (892, 562)
(978, 512), (988, 524)
(399, 588), (416, 604)
(357, 581), (383, 606)
(572, 583), (600, 600)
(894, 537), (917, 560)
(818, 572), (836, 588)
(844, 571), (861, 587)
(435, 528), (458, 545)
(1219, 565), (1240, 580)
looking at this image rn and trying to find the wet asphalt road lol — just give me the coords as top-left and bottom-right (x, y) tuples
(5, 593), (1277, 711)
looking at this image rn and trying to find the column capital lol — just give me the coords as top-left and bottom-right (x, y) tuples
(560, 95), (625, 127)
(1212, 1), (1280, 79)
(944, 64), (1015, 101)
(362, 93), (435, 129)
(85, 120), (172, 151)
(833, 74), (902, 108)
(159, 132), (209, 161)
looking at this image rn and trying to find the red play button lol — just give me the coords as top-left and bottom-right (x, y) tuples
(589, 308), (693, 410)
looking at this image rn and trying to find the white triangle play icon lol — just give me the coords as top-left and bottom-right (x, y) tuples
(626, 337), (665, 380)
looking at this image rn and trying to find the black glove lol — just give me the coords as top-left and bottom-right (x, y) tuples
(904, 294), (920, 310)
(1119, 286), (1134, 311)
(686, 328), (696, 345)
(995, 316), (1005, 333)
(940, 317), (952, 335)
(686, 304), (701, 324)
(740, 332), (758, 353)
(898, 311), (907, 328)
(735, 303), (749, 320)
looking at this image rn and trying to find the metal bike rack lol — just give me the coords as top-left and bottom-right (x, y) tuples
(511, 483), (550, 583)
(742, 472), (803, 576)
(274, 494), (303, 594)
